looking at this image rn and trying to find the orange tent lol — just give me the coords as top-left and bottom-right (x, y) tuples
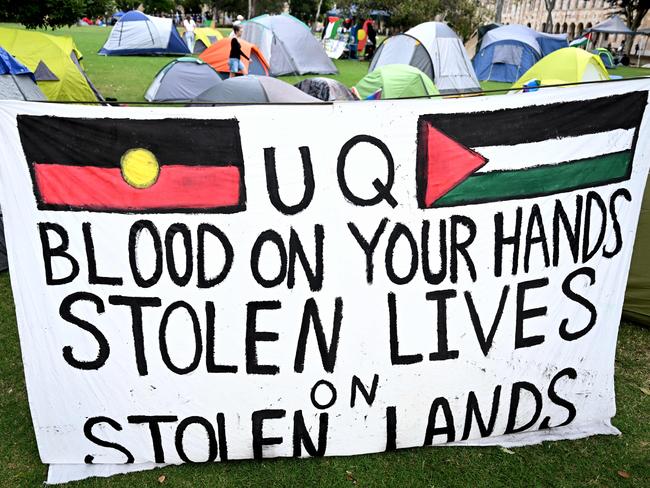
(199, 38), (270, 77)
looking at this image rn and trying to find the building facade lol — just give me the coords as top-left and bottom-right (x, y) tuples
(484, 1), (650, 56)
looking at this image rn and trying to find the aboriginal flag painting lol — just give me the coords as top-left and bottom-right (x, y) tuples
(416, 91), (648, 208)
(17, 116), (246, 213)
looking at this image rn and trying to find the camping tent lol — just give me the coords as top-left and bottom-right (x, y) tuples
(354, 64), (439, 99)
(473, 24), (568, 82)
(594, 47), (616, 68)
(0, 48), (46, 272)
(465, 23), (501, 59)
(199, 38), (270, 78)
(99, 10), (190, 55)
(145, 57), (222, 102)
(369, 22), (480, 94)
(0, 27), (102, 102)
(0, 47), (46, 101)
(294, 77), (356, 101)
(193, 27), (224, 54)
(242, 14), (337, 75)
(193, 75), (320, 103)
(624, 177), (650, 327)
(511, 47), (609, 89)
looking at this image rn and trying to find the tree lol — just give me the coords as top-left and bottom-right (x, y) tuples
(544, 0), (556, 33)
(0, 0), (82, 28)
(180, 0), (204, 13)
(84, 0), (115, 18)
(608, 0), (650, 31)
(336, 0), (483, 41)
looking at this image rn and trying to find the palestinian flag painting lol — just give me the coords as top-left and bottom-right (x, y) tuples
(17, 116), (246, 213)
(417, 91), (648, 208)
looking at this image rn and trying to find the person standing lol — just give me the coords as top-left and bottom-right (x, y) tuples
(183, 15), (196, 52)
(229, 25), (250, 77)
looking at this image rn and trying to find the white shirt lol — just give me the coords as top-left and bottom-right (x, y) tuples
(183, 19), (196, 33)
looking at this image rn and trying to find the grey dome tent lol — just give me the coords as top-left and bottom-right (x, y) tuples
(145, 57), (222, 102)
(294, 77), (357, 101)
(193, 75), (320, 103)
(370, 22), (480, 94)
(0, 47), (46, 101)
(0, 48), (44, 272)
(242, 14), (337, 76)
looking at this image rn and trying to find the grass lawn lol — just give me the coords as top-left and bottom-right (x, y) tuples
(0, 23), (649, 487)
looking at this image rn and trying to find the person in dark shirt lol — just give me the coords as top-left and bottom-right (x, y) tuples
(229, 25), (250, 77)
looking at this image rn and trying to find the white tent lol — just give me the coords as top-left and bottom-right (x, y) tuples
(242, 14), (337, 76)
(99, 10), (190, 56)
(369, 22), (480, 94)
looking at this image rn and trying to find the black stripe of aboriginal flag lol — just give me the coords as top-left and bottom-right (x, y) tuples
(420, 91), (648, 147)
(17, 116), (244, 166)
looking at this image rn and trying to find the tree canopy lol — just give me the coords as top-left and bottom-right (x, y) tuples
(0, 0), (113, 28)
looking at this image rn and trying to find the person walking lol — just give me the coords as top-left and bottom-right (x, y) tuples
(183, 15), (196, 52)
(229, 25), (249, 77)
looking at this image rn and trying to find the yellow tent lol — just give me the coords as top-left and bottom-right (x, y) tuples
(0, 28), (101, 102)
(511, 47), (609, 90)
(193, 27), (224, 54)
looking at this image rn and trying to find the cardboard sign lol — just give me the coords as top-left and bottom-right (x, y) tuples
(0, 80), (648, 482)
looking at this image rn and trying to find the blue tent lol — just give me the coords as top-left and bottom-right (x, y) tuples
(99, 10), (189, 56)
(473, 25), (568, 82)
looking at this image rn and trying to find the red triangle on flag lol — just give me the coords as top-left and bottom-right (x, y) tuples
(422, 123), (488, 207)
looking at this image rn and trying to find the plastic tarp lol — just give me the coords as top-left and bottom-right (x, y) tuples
(0, 28), (101, 102)
(355, 64), (439, 99)
(145, 58), (222, 102)
(294, 77), (357, 101)
(624, 176), (650, 326)
(473, 25), (568, 82)
(370, 22), (480, 94)
(99, 11), (189, 56)
(587, 16), (634, 35)
(193, 75), (320, 103)
(0, 46), (33, 78)
(242, 14), (337, 76)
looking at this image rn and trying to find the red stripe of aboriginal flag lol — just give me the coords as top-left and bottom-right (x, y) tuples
(34, 164), (241, 210)
(17, 116), (246, 213)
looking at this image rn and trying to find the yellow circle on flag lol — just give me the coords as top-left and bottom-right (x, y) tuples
(120, 148), (160, 189)
(358, 29), (367, 41)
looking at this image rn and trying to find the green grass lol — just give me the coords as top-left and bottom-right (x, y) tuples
(0, 23), (649, 487)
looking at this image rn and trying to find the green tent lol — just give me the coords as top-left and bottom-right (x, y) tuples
(624, 177), (650, 326)
(354, 64), (439, 99)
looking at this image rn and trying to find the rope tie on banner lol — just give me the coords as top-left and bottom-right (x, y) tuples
(19, 75), (650, 105)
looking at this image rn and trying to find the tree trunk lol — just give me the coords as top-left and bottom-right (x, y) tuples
(313, 0), (324, 32)
(495, 0), (504, 23)
(626, 7), (650, 55)
(545, 0), (555, 33)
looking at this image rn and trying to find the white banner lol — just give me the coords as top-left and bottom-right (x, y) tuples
(0, 79), (648, 482)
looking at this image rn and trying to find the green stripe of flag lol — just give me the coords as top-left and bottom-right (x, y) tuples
(433, 151), (632, 207)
